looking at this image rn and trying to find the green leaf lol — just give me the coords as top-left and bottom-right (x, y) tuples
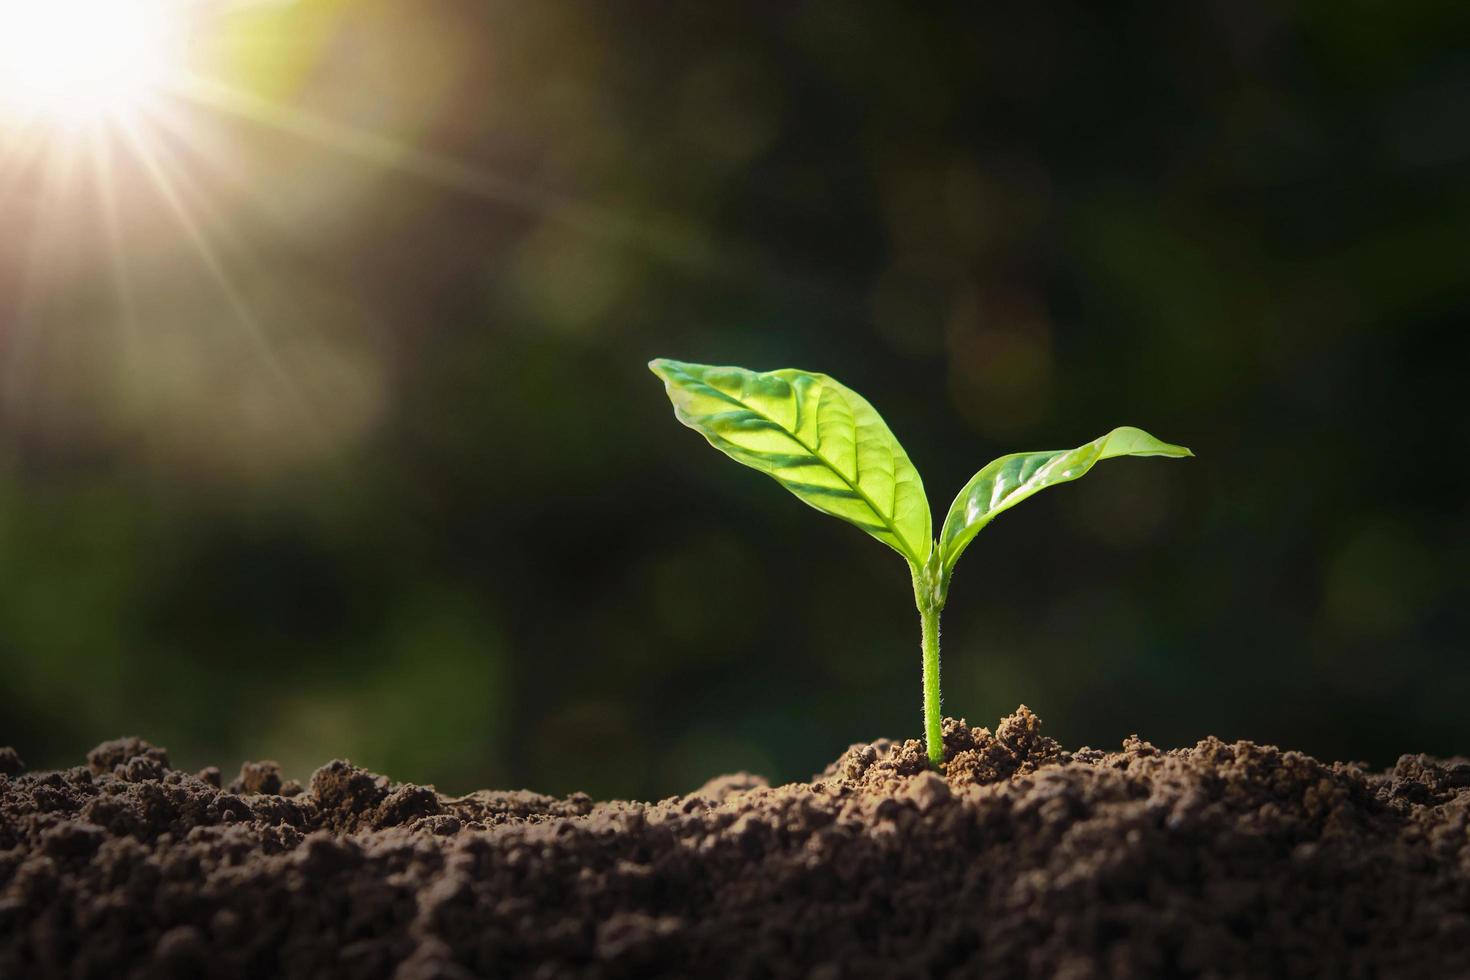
(650, 359), (932, 564)
(938, 426), (1192, 575)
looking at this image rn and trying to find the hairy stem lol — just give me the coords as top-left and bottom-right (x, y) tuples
(912, 564), (944, 767)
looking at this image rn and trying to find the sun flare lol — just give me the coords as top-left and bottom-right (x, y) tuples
(2, 0), (552, 479)
(0, 0), (181, 127)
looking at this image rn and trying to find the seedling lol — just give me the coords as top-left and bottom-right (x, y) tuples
(650, 359), (1193, 766)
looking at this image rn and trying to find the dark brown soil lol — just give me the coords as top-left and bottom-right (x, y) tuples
(3, 709), (1469, 979)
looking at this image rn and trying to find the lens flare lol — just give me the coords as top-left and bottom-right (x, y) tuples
(4, 0), (612, 480)
(0, 0), (179, 127)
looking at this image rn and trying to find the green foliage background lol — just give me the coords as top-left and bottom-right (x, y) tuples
(2, 2), (1467, 797)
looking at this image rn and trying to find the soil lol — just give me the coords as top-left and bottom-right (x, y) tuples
(2, 709), (1469, 980)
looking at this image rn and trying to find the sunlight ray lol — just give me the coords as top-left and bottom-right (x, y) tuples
(88, 125), (153, 461)
(131, 100), (254, 258)
(115, 115), (328, 453)
(167, 71), (735, 281)
(165, 69), (873, 316)
(89, 128), (139, 328)
(0, 126), (72, 241)
(173, 71), (547, 209)
(137, 98), (261, 211)
(0, 125), (48, 208)
(2, 133), (80, 426)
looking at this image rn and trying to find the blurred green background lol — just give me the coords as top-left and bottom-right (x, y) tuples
(2, 1), (1467, 798)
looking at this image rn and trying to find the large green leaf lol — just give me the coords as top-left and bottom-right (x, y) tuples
(938, 426), (1192, 574)
(650, 359), (932, 564)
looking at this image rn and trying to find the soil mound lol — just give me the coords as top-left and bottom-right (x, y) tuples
(3, 708), (1468, 978)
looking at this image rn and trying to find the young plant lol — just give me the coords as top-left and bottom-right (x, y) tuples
(650, 358), (1193, 766)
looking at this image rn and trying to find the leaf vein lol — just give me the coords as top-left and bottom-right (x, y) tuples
(732, 382), (918, 559)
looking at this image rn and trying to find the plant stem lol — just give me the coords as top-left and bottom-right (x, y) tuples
(920, 602), (943, 766)
(912, 565), (944, 767)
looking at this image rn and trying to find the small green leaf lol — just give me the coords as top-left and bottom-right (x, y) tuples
(938, 426), (1192, 575)
(650, 359), (932, 564)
